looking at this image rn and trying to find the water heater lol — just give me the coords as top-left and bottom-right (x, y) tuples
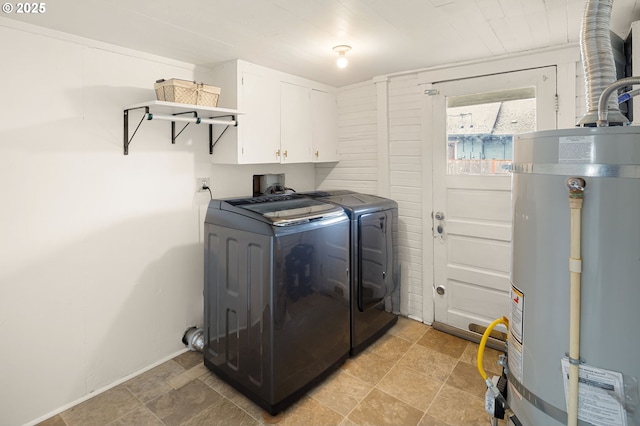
(509, 126), (640, 425)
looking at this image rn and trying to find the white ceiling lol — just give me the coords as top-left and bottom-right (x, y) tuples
(5, 0), (640, 87)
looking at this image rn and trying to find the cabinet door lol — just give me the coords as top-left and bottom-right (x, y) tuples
(280, 82), (312, 163)
(311, 89), (339, 162)
(240, 71), (281, 164)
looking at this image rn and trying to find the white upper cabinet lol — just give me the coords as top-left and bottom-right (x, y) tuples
(210, 60), (338, 165)
(311, 89), (339, 163)
(209, 61), (280, 164)
(280, 82), (312, 163)
(241, 71), (281, 164)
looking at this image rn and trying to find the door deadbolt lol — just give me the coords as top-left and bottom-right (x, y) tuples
(436, 285), (445, 295)
(435, 211), (445, 220)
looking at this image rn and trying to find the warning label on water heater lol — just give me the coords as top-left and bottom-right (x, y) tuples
(559, 135), (594, 163)
(509, 285), (524, 344)
(508, 284), (525, 383)
(561, 358), (627, 426)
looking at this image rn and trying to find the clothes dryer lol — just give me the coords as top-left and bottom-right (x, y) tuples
(302, 191), (399, 355)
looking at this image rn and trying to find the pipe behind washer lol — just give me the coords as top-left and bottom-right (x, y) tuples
(182, 327), (204, 352)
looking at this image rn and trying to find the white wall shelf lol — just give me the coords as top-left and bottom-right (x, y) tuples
(123, 100), (242, 155)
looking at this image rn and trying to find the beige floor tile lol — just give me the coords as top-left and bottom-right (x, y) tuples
(309, 370), (373, 416)
(419, 414), (452, 426)
(168, 363), (209, 390)
(108, 406), (164, 426)
(173, 350), (203, 370)
(460, 343), (504, 377)
(388, 317), (428, 343)
(61, 387), (141, 426)
(445, 361), (487, 399)
(199, 373), (268, 421)
(227, 392), (269, 422)
(282, 395), (344, 426)
(199, 369), (236, 396)
(427, 384), (490, 426)
(340, 351), (396, 386)
(124, 360), (186, 403)
(145, 379), (222, 426)
(376, 365), (444, 411)
(397, 345), (458, 382)
(47, 321), (512, 426)
(366, 333), (413, 362)
(36, 415), (67, 426)
(417, 329), (469, 359)
(182, 396), (260, 426)
(347, 388), (424, 426)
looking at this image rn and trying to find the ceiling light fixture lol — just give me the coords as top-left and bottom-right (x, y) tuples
(333, 45), (351, 69)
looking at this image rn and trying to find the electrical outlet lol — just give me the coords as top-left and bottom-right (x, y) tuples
(197, 177), (210, 192)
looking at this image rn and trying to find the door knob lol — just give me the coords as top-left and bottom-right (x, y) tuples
(436, 285), (445, 295)
(435, 211), (445, 221)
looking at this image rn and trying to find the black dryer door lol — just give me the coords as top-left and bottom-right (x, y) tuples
(357, 211), (392, 312)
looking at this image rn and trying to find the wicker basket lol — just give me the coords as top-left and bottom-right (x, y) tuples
(154, 79), (221, 107)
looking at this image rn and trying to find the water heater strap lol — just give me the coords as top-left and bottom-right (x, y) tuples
(507, 373), (568, 425)
(569, 258), (582, 273)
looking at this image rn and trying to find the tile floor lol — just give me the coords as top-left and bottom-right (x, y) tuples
(38, 317), (508, 426)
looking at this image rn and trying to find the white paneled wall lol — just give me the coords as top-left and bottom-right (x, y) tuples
(315, 76), (428, 321)
(388, 74), (426, 320)
(315, 82), (378, 192)
(315, 78), (426, 320)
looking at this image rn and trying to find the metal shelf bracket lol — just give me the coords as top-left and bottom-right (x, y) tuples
(123, 102), (239, 155)
(123, 106), (149, 155)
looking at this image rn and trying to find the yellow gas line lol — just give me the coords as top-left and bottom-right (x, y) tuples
(477, 316), (509, 382)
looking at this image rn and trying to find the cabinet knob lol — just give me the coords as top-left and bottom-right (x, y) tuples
(283, 150), (288, 158)
(276, 149), (281, 157)
(315, 150), (319, 157)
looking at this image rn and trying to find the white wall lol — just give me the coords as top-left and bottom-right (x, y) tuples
(387, 74), (428, 321)
(0, 19), (313, 426)
(315, 82), (378, 193)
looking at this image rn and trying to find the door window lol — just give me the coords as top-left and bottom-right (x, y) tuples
(446, 87), (536, 175)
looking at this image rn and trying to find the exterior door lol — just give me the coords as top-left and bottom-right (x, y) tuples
(431, 67), (556, 335)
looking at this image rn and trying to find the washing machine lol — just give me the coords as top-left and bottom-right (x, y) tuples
(204, 193), (350, 415)
(302, 191), (399, 355)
